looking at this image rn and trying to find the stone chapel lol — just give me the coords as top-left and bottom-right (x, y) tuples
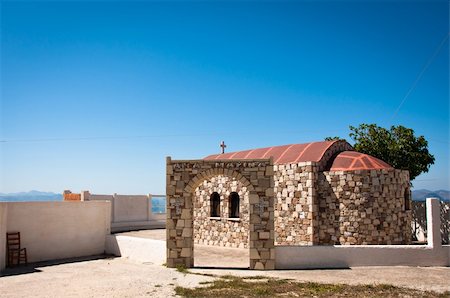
(166, 140), (412, 269)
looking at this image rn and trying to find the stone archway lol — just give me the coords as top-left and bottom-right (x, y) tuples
(166, 157), (275, 270)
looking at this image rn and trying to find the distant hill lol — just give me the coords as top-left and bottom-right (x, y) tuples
(0, 190), (62, 202)
(412, 189), (450, 202)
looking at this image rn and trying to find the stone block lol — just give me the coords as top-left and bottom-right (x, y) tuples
(249, 194), (259, 204)
(250, 248), (260, 259)
(260, 251), (270, 260)
(166, 219), (175, 229)
(166, 258), (175, 268)
(167, 240), (176, 249)
(270, 248), (276, 259)
(265, 260), (275, 270)
(169, 250), (178, 259)
(181, 209), (191, 219)
(265, 188), (274, 197)
(176, 220), (185, 228)
(254, 262), (265, 270)
(182, 228), (192, 237)
(180, 248), (191, 257)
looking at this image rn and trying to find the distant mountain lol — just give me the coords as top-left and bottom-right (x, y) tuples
(412, 189), (450, 202)
(0, 190), (62, 202)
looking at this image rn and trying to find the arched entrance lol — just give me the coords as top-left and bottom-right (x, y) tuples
(165, 157), (275, 270)
(193, 175), (250, 268)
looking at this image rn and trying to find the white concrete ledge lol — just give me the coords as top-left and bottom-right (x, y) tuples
(275, 245), (450, 269)
(105, 235), (166, 265)
(111, 220), (165, 233)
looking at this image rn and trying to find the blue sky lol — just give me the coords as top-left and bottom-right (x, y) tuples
(1, 0), (448, 194)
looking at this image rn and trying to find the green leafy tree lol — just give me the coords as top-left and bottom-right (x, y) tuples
(347, 124), (435, 181)
(324, 136), (342, 141)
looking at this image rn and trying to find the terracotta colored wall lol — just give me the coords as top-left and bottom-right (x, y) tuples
(63, 193), (81, 201)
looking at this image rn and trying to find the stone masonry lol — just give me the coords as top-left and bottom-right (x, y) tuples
(317, 169), (411, 245)
(193, 176), (250, 248)
(166, 158), (275, 270)
(274, 162), (318, 245)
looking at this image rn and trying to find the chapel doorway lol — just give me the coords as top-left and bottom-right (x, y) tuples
(192, 176), (250, 269)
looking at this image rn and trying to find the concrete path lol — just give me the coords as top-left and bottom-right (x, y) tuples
(117, 229), (250, 268)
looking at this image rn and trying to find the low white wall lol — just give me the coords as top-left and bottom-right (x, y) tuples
(84, 192), (165, 232)
(114, 195), (148, 222)
(275, 198), (449, 269)
(105, 234), (165, 265)
(1, 201), (111, 269)
(276, 245), (450, 269)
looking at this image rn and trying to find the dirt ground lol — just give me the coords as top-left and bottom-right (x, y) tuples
(1, 229), (449, 297)
(1, 256), (449, 297)
(0, 256), (213, 298)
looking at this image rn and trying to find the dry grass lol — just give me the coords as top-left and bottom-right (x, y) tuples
(175, 276), (450, 298)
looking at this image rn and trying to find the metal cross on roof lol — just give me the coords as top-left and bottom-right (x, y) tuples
(220, 141), (227, 154)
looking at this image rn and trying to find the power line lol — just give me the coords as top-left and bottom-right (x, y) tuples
(390, 31), (450, 121)
(0, 129), (347, 143)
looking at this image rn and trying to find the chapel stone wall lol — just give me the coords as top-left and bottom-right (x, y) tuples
(193, 176), (250, 248)
(317, 169), (412, 245)
(274, 162), (319, 245)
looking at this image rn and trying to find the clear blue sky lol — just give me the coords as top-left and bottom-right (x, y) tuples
(1, 0), (448, 194)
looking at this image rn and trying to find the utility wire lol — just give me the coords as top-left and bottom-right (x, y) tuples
(390, 31), (450, 121)
(0, 129), (347, 143)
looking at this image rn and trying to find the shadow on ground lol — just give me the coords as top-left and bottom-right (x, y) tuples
(193, 266), (250, 270)
(1, 254), (114, 277)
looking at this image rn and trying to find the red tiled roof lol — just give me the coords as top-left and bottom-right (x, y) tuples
(329, 151), (392, 171)
(204, 141), (339, 164)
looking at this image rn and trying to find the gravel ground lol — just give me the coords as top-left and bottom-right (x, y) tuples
(0, 256), (213, 298)
(1, 256), (449, 297)
(1, 229), (449, 297)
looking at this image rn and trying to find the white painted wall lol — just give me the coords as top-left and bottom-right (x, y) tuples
(275, 198), (450, 269)
(0, 204), (7, 271)
(276, 245), (450, 269)
(114, 195), (148, 222)
(1, 201), (111, 271)
(105, 234), (165, 265)
(82, 191), (165, 232)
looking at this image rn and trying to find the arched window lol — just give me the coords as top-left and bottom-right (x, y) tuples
(210, 192), (220, 217)
(229, 192), (240, 218)
(404, 188), (411, 211)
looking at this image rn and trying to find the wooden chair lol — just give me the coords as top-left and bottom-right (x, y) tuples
(6, 232), (28, 267)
